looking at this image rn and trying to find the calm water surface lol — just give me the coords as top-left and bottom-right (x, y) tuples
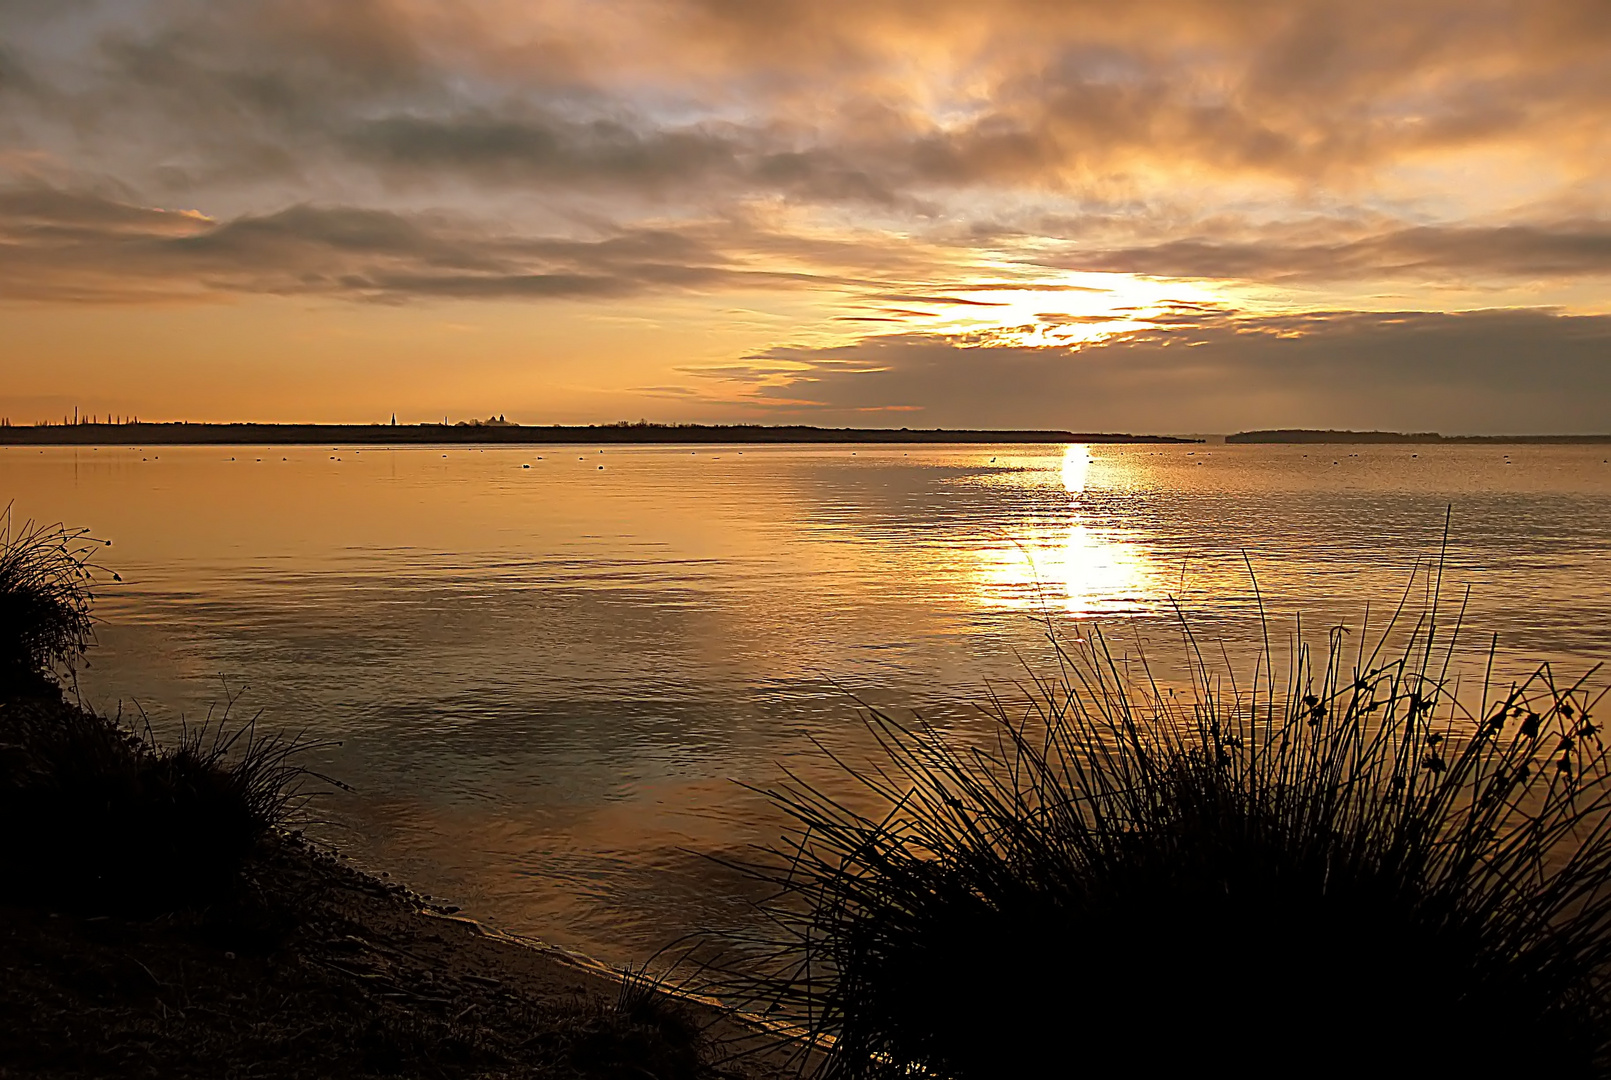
(5, 442), (1610, 965)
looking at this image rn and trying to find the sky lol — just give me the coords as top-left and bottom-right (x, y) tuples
(1, 0), (1609, 432)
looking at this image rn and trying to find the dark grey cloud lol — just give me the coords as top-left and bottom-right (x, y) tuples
(0, 186), (836, 302)
(0, 3), (912, 210)
(704, 309), (1611, 434)
(6, 0), (1608, 207)
(0, 43), (35, 96)
(343, 112), (902, 203)
(1071, 224), (1611, 282)
(347, 113), (742, 187)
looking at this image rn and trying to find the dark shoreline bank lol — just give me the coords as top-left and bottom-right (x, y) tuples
(0, 686), (787, 1079)
(0, 422), (1201, 447)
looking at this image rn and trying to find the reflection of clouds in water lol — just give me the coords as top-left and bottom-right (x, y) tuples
(977, 445), (1155, 614)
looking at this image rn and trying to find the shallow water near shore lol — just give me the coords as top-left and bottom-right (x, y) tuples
(5, 442), (1611, 967)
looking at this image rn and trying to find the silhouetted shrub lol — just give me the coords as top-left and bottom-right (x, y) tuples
(735, 574), (1611, 1077)
(0, 696), (315, 914)
(0, 507), (111, 691)
(0, 507), (314, 914)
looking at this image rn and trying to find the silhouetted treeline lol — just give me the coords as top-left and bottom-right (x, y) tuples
(1229, 428), (1611, 444)
(0, 422), (1201, 446)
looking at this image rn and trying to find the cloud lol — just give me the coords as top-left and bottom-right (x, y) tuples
(0, 187), (784, 302)
(8, 0), (1610, 208)
(346, 112), (743, 188)
(1070, 223), (1611, 283)
(696, 308), (1611, 434)
(0, 185), (940, 303)
(342, 111), (908, 204)
(0, 42), (37, 98)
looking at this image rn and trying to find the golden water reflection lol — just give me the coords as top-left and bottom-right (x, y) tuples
(6, 442), (1611, 969)
(974, 445), (1157, 615)
(974, 525), (1155, 615)
(1061, 443), (1091, 494)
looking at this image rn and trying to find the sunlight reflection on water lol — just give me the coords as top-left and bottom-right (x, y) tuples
(3, 441), (1610, 966)
(972, 444), (1157, 614)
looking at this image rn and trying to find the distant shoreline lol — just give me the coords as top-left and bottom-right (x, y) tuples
(5, 422), (1607, 447)
(1227, 429), (1611, 445)
(0, 422), (1202, 447)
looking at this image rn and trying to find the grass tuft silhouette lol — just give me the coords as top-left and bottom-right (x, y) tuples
(730, 563), (1611, 1077)
(0, 694), (323, 914)
(0, 504), (112, 691)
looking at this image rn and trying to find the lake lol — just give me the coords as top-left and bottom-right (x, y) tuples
(5, 442), (1610, 967)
